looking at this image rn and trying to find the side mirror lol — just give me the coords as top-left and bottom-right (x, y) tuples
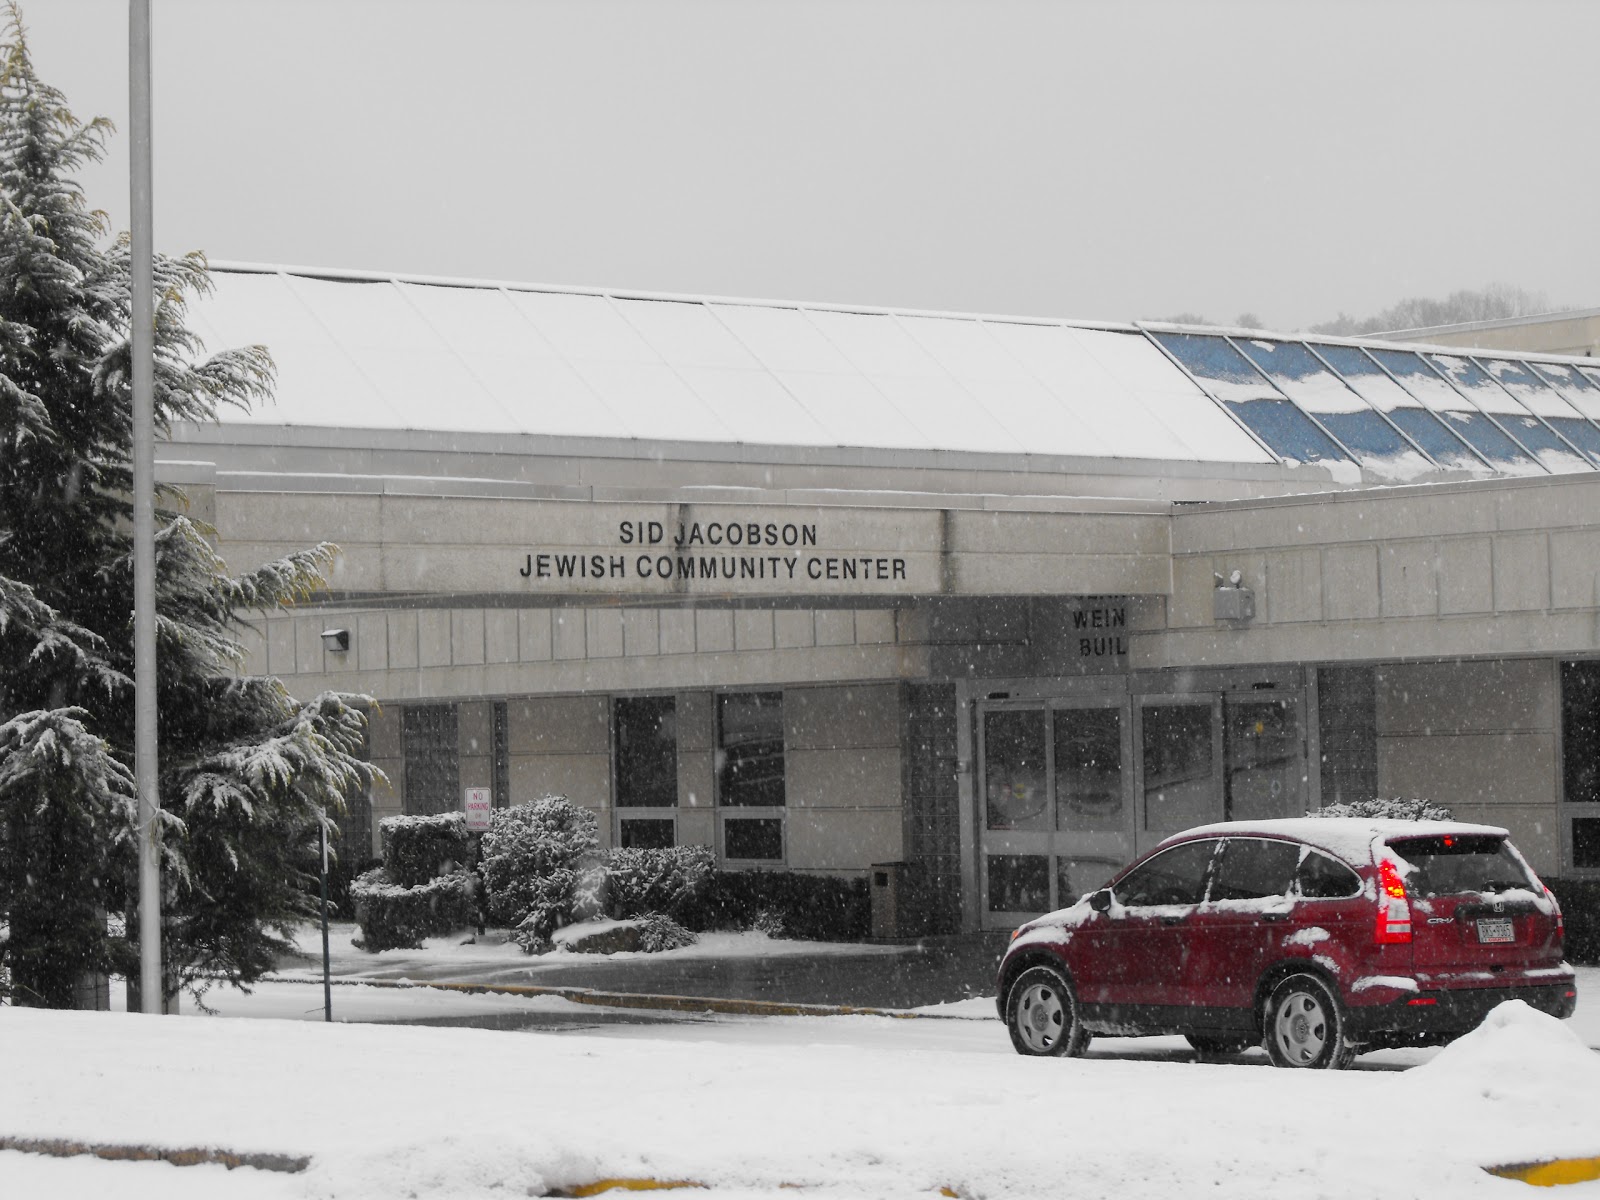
(1089, 888), (1113, 913)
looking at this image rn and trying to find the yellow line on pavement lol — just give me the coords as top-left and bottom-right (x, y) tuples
(1486, 1156), (1600, 1186)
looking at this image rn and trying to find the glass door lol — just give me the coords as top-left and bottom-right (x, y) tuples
(1223, 691), (1306, 821)
(1134, 694), (1224, 855)
(979, 701), (1133, 928)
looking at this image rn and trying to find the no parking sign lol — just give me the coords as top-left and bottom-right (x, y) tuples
(464, 787), (492, 832)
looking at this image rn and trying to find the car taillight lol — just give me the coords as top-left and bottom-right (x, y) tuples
(1375, 858), (1412, 945)
(1548, 885), (1565, 942)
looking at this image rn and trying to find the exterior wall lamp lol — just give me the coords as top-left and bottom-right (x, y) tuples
(320, 628), (351, 653)
(1213, 570), (1256, 624)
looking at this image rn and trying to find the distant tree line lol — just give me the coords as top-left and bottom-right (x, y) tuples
(1151, 283), (1565, 338)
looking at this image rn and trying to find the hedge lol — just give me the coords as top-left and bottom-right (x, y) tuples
(603, 845), (714, 923)
(349, 868), (478, 952)
(378, 812), (473, 887)
(1546, 878), (1600, 965)
(684, 869), (870, 942)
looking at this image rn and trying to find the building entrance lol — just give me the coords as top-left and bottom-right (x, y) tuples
(974, 679), (1307, 930)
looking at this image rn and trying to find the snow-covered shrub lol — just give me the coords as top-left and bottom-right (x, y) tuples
(349, 868), (477, 952)
(379, 812), (472, 887)
(1314, 798), (1453, 822)
(603, 845), (714, 921)
(751, 908), (785, 938)
(480, 797), (600, 953)
(636, 912), (696, 953)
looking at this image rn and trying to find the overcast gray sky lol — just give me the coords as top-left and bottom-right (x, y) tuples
(18, 0), (1600, 331)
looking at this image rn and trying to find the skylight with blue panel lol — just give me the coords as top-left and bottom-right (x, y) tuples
(1426, 353), (1588, 473)
(1234, 338), (1429, 479)
(1479, 358), (1600, 466)
(1367, 348), (1544, 475)
(1152, 332), (1349, 466)
(1310, 343), (1484, 473)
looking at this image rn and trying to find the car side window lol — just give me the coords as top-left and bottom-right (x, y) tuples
(1295, 850), (1362, 899)
(1113, 839), (1218, 908)
(1208, 837), (1300, 901)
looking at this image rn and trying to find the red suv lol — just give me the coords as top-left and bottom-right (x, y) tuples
(997, 818), (1577, 1069)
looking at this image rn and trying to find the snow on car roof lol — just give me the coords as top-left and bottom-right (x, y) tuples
(1164, 817), (1511, 864)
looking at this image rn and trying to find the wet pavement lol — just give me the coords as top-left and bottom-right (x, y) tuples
(287, 932), (1012, 1012)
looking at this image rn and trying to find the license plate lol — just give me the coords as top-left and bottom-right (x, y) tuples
(1476, 916), (1515, 944)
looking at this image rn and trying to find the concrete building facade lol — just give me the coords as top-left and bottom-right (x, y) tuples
(161, 267), (1600, 933)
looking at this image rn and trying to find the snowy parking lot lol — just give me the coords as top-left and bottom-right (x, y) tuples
(3, 959), (1598, 1200)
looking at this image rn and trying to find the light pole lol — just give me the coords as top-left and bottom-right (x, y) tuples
(129, 0), (162, 1014)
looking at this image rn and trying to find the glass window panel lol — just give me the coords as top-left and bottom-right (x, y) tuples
(1079, 330), (1275, 464)
(1574, 818), (1600, 871)
(1544, 418), (1600, 466)
(1152, 333), (1347, 464)
(620, 818), (676, 850)
(1208, 837), (1300, 901)
(985, 324), (1193, 461)
(709, 304), (855, 374)
(1481, 358), (1578, 417)
(954, 375), (1114, 459)
(615, 696), (678, 808)
(900, 316), (1031, 380)
(1369, 349), (1542, 473)
(575, 361), (731, 442)
(1427, 354), (1587, 472)
(507, 290), (659, 363)
(803, 308), (948, 378)
(1313, 344), (1482, 471)
(1057, 857), (1119, 903)
(1579, 366), (1600, 395)
(1528, 362), (1600, 421)
(1225, 697), (1301, 822)
(1141, 702), (1217, 831)
(674, 368), (829, 446)
(718, 692), (785, 807)
(1113, 839), (1217, 907)
(987, 854), (1050, 913)
(872, 374), (1023, 454)
(402, 704), (459, 817)
(1296, 851), (1362, 899)
(775, 371), (931, 449)
(613, 298), (757, 369)
(1153, 332), (1281, 403)
(1235, 339), (1425, 476)
(1219, 397), (1349, 465)
(1055, 708), (1124, 833)
(984, 710), (1049, 832)
(724, 817), (783, 861)
(1561, 662), (1600, 807)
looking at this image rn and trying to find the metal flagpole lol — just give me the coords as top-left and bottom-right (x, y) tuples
(129, 0), (162, 1015)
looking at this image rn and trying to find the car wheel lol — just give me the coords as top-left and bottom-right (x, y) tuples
(1006, 965), (1090, 1057)
(1186, 1034), (1251, 1060)
(1263, 974), (1354, 1070)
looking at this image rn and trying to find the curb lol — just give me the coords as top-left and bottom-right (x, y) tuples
(289, 974), (982, 1020)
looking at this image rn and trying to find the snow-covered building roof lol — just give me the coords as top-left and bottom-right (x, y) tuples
(183, 265), (1600, 488)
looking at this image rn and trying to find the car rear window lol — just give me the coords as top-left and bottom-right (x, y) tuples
(1386, 834), (1537, 898)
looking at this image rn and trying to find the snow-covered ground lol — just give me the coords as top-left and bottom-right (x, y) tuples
(4, 957), (1599, 1199)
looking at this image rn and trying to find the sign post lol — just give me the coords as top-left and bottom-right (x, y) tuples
(463, 788), (492, 937)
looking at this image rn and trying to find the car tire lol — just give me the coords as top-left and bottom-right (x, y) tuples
(1006, 965), (1090, 1058)
(1186, 1034), (1251, 1060)
(1263, 974), (1354, 1070)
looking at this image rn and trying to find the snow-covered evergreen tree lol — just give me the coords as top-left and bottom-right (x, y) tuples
(0, 3), (374, 1007)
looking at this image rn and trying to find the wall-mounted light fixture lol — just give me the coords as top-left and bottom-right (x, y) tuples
(1213, 570), (1256, 624)
(320, 628), (350, 653)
